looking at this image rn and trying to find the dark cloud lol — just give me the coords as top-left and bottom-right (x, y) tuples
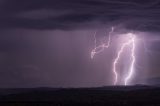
(0, 0), (160, 31)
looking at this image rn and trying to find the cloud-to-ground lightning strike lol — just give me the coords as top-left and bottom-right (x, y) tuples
(124, 34), (136, 85)
(91, 28), (137, 86)
(113, 33), (136, 85)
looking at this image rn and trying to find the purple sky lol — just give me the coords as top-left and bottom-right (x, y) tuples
(0, 0), (159, 87)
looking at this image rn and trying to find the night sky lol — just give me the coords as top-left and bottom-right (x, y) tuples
(0, 0), (160, 87)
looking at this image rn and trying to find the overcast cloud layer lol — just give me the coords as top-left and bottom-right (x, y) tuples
(0, 0), (160, 31)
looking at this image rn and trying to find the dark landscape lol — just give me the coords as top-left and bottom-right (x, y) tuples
(0, 86), (160, 106)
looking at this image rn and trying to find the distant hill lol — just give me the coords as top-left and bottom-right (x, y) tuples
(0, 86), (160, 106)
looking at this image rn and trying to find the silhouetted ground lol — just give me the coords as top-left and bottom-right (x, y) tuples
(0, 86), (160, 106)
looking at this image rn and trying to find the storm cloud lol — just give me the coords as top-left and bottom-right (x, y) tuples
(0, 0), (160, 31)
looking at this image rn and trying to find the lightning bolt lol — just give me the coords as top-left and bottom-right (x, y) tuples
(91, 29), (137, 86)
(113, 33), (136, 85)
(91, 27), (114, 59)
(124, 36), (136, 85)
